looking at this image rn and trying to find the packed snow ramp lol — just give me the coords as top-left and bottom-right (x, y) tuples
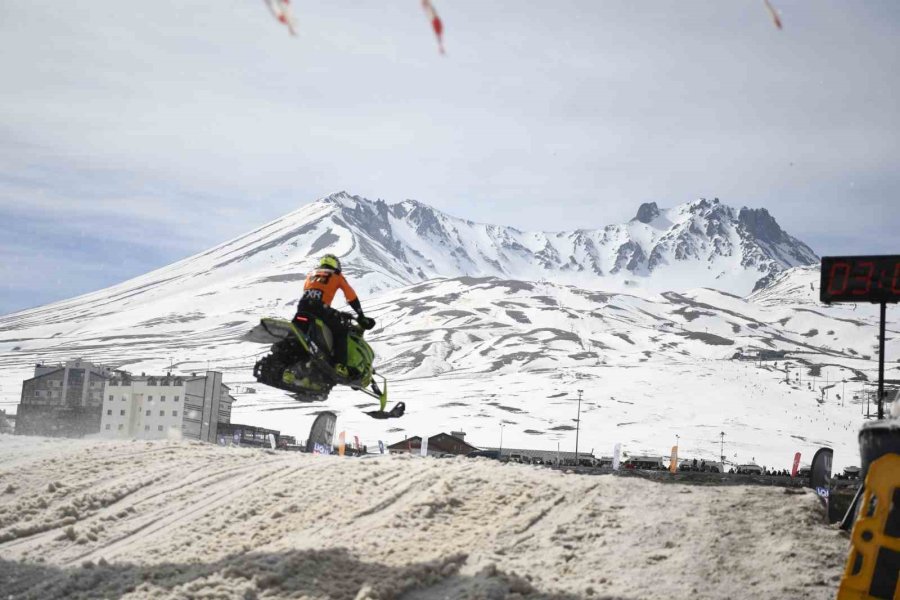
(0, 436), (848, 599)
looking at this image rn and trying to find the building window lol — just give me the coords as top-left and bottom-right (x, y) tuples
(159, 410), (165, 417)
(147, 395), (153, 402)
(118, 424), (124, 430)
(172, 410), (178, 417)
(122, 396), (127, 401)
(158, 425), (163, 431)
(107, 409), (112, 415)
(120, 410), (126, 416)
(161, 395), (166, 402)
(105, 424), (111, 430)
(109, 380), (118, 387)
(145, 410), (151, 416)
(148, 378), (157, 386)
(174, 396), (180, 402)
(108, 395), (114, 401)
(145, 425), (150, 431)
(34, 390), (39, 397)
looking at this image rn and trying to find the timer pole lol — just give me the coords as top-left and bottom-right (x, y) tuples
(877, 302), (886, 420)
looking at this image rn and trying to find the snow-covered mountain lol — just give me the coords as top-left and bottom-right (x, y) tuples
(0, 192), (815, 334)
(320, 191), (817, 296)
(193, 191), (814, 297)
(1, 192), (885, 469)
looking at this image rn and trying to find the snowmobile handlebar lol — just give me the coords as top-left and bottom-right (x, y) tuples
(336, 311), (376, 331)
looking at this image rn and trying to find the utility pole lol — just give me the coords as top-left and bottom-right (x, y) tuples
(720, 431), (725, 466)
(878, 302), (886, 419)
(574, 389), (583, 464)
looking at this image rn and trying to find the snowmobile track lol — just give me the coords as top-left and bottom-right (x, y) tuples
(69, 459), (303, 564)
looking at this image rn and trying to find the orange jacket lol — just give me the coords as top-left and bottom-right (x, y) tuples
(302, 268), (358, 307)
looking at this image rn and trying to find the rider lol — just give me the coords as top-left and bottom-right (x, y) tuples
(295, 254), (374, 378)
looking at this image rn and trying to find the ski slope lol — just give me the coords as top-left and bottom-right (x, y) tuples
(0, 435), (849, 600)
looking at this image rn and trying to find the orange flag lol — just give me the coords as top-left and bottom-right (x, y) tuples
(669, 445), (679, 473)
(338, 431), (346, 456)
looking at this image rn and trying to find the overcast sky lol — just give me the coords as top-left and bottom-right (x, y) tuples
(1, 1), (898, 314)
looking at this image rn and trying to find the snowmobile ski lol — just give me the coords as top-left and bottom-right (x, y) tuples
(365, 401), (406, 420)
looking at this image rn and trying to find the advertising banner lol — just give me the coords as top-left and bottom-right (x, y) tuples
(791, 452), (802, 477)
(612, 443), (621, 471)
(420, 436), (429, 457)
(338, 431), (346, 457)
(810, 447), (833, 503)
(669, 445), (678, 473)
(306, 411), (337, 453)
(354, 435), (361, 452)
(378, 440), (385, 454)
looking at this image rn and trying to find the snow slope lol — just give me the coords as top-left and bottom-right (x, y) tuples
(0, 193), (816, 338)
(0, 435), (849, 600)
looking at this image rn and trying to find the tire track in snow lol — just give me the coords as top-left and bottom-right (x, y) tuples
(68, 458), (303, 564)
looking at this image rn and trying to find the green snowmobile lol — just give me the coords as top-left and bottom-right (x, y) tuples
(244, 312), (404, 419)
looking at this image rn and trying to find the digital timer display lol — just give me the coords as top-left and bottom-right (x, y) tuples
(820, 255), (900, 304)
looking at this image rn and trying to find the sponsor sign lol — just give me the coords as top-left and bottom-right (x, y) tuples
(306, 412), (337, 453)
(612, 443), (621, 471)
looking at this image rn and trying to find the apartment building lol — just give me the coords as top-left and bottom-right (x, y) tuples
(14, 359), (116, 437)
(99, 371), (233, 442)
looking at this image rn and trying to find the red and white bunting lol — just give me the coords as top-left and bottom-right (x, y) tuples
(264, 0), (297, 36)
(763, 0), (782, 30)
(421, 0), (445, 54)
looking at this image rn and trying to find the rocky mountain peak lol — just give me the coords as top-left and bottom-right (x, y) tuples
(738, 207), (785, 244)
(633, 202), (661, 224)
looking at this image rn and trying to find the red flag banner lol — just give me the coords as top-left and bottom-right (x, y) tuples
(338, 431), (346, 457)
(791, 452), (801, 477)
(763, 0), (782, 30)
(421, 0), (445, 54)
(263, 0), (297, 36)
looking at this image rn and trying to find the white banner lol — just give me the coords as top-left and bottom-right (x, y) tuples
(420, 436), (429, 457)
(612, 443), (621, 471)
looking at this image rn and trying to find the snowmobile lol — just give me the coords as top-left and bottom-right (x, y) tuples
(244, 311), (404, 419)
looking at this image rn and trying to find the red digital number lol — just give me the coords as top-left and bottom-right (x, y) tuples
(893, 262), (900, 295)
(850, 261), (875, 296)
(827, 262), (851, 296)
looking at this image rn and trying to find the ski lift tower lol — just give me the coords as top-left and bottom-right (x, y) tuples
(820, 256), (900, 419)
